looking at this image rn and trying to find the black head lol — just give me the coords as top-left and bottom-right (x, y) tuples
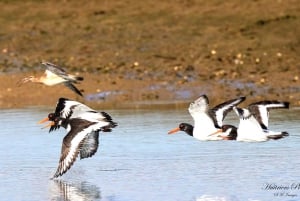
(49, 114), (62, 132)
(48, 113), (56, 121)
(168, 123), (194, 136)
(221, 125), (237, 140)
(179, 123), (194, 136)
(52, 117), (68, 127)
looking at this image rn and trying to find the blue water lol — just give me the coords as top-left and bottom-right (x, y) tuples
(0, 107), (299, 201)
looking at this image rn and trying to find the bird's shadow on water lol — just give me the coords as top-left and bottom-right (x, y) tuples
(49, 179), (101, 201)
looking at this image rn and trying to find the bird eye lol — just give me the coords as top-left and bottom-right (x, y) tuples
(48, 113), (54, 119)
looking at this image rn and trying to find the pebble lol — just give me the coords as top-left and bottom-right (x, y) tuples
(211, 50), (217, 55)
(293, 76), (298, 82)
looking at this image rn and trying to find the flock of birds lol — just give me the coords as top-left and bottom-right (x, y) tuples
(19, 62), (290, 178)
(168, 95), (289, 142)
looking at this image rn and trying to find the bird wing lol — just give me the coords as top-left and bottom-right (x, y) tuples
(53, 131), (83, 178)
(54, 98), (94, 118)
(233, 106), (252, 120)
(42, 62), (83, 83)
(42, 62), (71, 80)
(63, 82), (83, 97)
(248, 101), (289, 130)
(80, 117), (116, 164)
(210, 96), (246, 128)
(79, 131), (99, 159)
(188, 94), (210, 117)
(53, 119), (98, 178)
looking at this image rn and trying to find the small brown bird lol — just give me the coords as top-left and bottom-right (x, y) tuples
(19, 62), (84, 96)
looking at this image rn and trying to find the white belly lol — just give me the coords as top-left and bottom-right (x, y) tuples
(236, 117), (268, 142)
(192, 113), (221, 141)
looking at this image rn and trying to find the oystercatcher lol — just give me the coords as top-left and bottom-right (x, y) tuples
(49, 116), (115, 178)
(39, 98), (117, 178)
(168, 95), (245, 140)
(233, 100), (289, 142)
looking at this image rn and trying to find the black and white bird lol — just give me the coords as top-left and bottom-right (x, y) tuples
(39, 98), (117, 178)
(49, 116), (115, 178)
(233, 100), (289, 142)
(19, 62), (84, 96)
(168, 123), (238, 140)
(39, 97), (115, 132)
(168, 95), (245, 141)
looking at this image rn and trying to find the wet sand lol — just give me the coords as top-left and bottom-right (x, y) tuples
(1, 70), (299, 109)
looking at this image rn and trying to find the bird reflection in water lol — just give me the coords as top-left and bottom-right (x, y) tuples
(50, 180), (101, 201)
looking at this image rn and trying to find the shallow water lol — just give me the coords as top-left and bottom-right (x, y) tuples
(0, 107), (299, 201)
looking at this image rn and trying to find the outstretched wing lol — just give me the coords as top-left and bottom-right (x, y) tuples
(42, 61), (84, 83)
(53, 132), (83, 178)
(248, 101), (289, 129)
(42, 62), (72, 80)
(54, 98), (93, 118)
(233, 106), (252, 120)
(79, 131), (99, 159)
(53, 119), (98, 178)
(63, 82), (83, 96)
(188, 94), (210, 117)
(210, 97), (246, 128)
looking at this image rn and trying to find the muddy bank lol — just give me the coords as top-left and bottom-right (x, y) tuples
(0, 1), (299, 109)
(1, 70), (299, 109)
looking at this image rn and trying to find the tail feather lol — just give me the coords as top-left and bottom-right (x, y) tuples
(75, 76), (84, 81)
(68, 75), (84, 82)
(267, 132), (289, 140)
(100, 111), (118, 132)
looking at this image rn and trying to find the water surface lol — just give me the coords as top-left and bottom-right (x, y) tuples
(0, 107), (299, 201)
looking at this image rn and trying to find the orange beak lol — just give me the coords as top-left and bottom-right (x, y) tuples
(41, 121), (55, 129)
(168, 127), (180, 134)
(208, 129), (223, 136)
(38, 117), (49, 124)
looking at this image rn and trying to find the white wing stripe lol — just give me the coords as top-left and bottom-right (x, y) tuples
(55, 121), (104, 177)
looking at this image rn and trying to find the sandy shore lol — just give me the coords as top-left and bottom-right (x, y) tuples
(1, 70), (299, 109)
